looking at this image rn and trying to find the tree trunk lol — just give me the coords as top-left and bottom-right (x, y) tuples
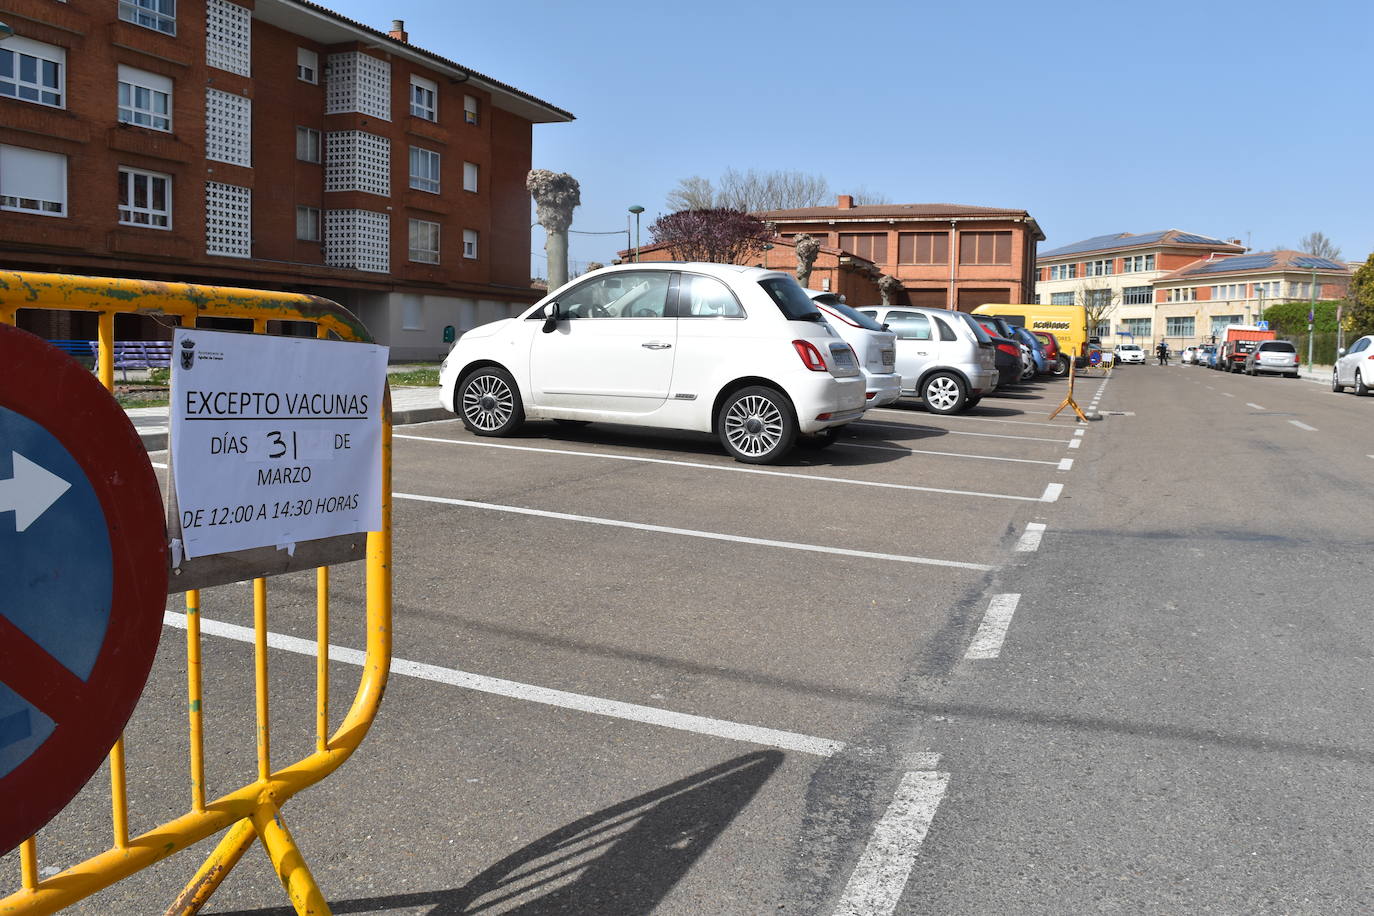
(546, 230), (569, 292)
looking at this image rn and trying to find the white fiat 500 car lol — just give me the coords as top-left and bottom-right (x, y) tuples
(805, 291), (902, 407)
(439, 263), (868, 463)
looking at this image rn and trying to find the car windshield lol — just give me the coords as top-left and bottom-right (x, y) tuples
(1121, 345), (1140, 351)
(818, 300), (885, 331)
(759, 277), (824, 322)
(1261, 341), (1296, 352)
(953, 311), (993, 343)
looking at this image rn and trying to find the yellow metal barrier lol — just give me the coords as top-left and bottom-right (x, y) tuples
(0, 271), (392, 916)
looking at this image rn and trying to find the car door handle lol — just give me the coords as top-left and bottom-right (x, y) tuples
(641, 342), (672, 350)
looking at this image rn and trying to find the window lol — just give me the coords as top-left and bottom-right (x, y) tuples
(408, 218), (439, 263)
(555, 271), (672, 319)
(1164, 287), (1197, 302)
(1050, 292), (1074, 305)
(1086, 258), (1114, 277)
(959, 231), (1011, 265)
(463, 229), (478, 259)
(410, 75), (437, 121)
(297, 48), (318, 84)
(401, 294), (423, 330)
(1122, 286), (1151, 305)
(464, 94), (478, 125)
(118, 66), (172, 131)
(118, 167), (171, 229)
(1165, 316), (1195, 337)
(463, 161), (478, 193)
(0, 145), (66, 216)
(0, 37), (65, 108)
(1122, 317), (1152, 337)
(296, 205), (320, 241)
(1032, 293), (1041, 304)
(898, 231), (948, 265)
(296, 127), (321, 163)
(1289, 280), (1318, 299)
(1122, 254), (1156, 273)
(883, 310), (932, 341)
(1254, 280), (1281, 299)
(119, 0), (175, 35)
(678, 274), (743, 317)
(838, 233), (887, 262)
(1049, 263), (1077, 281)
(1210, 315), (1243, 336)
(409, 146), (440, 193)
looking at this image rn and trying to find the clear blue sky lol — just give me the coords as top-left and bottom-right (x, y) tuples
(329, 0), (1373, 274)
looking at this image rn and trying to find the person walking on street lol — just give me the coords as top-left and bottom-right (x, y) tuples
(1156, 341), (1169, 365)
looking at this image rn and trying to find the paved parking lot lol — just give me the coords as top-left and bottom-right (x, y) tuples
(9, 361), (1373, 914)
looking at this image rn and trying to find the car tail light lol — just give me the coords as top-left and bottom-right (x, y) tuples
(815, 412), (832, 421)
(865, 391), (876, 399)
(793, 339), (828, 371)
(997, 343), (1019, 357)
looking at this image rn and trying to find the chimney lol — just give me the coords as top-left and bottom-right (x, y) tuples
(388, 19), (408, 42)
(1229, 238), (1243, 246)
(837, 194), (854, 210)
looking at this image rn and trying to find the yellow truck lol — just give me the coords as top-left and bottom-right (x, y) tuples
(972, 303), (1089, 376)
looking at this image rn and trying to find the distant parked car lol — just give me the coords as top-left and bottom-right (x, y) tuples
(1244, 340), (1300, 378)
(1033, 331), (1069, 377)
(805, 291), (902, 407)
(970, 315), (1029, 387)
(1009, 326), (1051, 378)
(857, 306), (1000, 414)
(1180, 346), (1199, 364)
(1198, 345), (1218, 368)
(1113, 344), (1145, 364)
(439, 263), (867, 464)
(1333, 335), (1374, 394)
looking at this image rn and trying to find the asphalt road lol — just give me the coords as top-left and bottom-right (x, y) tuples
(4, 362), (1371, 915)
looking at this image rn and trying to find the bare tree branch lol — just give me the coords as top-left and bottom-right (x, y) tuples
(1297, 231), (1342, 261)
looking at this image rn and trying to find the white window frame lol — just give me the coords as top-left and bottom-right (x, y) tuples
(463, 228), (478, 259)
(463, 94), (478, 125)
(118, 166), (172, 229)
(296, 126), (321, 163)
(409, 146), (440, 193)
(296, 205), (321, 242)
(1165, 316), (1196, 337)
(117, 65), (172, 132)
(410, 75), (437, 121)
(0, 145), (67, 217)
(119, 0), (176, 36)
(297, 47), (319, 84)
(463, 161), (478, 193)
(408, 218), (440, 264)
(0, 37), (66, 109)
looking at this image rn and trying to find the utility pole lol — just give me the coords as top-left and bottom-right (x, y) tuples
(1308, 267), (1317, 369)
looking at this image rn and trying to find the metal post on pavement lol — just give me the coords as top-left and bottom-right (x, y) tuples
(1308, 268), (1317, 369)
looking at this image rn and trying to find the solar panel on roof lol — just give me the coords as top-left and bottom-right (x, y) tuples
(1186, 254), (1276, 274)
(1293, 256), (1345, 270)
(1173, 233), (1225, 245)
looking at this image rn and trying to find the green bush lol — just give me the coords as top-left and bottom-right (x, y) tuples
(1262, 299), (1341, 334)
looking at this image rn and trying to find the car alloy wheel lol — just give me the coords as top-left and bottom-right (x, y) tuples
(718, 386), (796, 464)
(1331, 369), (1342, 392)
(459, 367), (525, 435)
(922, 372), (968, 414)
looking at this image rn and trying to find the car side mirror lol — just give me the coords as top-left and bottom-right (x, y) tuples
(542, 302), (561, 333)
(1337, 347), (1346, 356)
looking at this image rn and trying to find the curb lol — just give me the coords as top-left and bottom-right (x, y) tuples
(138, 404), (453, 452)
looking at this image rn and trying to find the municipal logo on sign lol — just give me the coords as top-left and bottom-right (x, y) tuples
(0, 325), (167, 856)
(180, 337), (196, 370)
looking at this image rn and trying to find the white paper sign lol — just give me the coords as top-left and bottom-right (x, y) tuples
(170, 329), (388, 559)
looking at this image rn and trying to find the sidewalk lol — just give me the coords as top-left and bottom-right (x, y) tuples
(127, 385), (448, 451)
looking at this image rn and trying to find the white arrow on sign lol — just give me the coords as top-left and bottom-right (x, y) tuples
(0, 451), (71, 532)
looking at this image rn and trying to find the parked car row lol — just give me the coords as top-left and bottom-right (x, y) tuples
(1183, 340), (1300, 377)
(437, 263), (1064, 466)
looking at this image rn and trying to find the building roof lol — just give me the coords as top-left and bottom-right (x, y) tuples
(1039, 229), (1244, 260)
(757, 201), (1045, 242)
(617, 235), (879, 270)
(1156, 250), (1353, 282)
(253, 1), (574, 123)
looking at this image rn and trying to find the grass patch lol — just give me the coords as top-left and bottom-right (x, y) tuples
(388, 368), (440, 386)
(115, 386), (169, 408)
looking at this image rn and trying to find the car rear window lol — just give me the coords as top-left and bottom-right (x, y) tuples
(953, 311), (993, 343)
(1259, 341), (1296, 352)
(758, 277), (824, 322)
(819, 300), (885, 331)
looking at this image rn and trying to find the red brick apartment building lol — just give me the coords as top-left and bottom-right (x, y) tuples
(0, 0), (572, 358)
(758, 196), (1045, 310)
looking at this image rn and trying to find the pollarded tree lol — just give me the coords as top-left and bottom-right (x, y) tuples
(647, 209), (773, 265)
(878, 274), (903, 306)
(527, 169), (581, 291)
(794, 234), (821, 288)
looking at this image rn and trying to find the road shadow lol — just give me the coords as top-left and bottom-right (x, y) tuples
(215, 750), (783, 916)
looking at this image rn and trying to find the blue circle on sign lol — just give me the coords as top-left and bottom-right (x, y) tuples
(0, 406), (112, 779)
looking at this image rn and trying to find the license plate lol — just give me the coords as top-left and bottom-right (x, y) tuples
(831, 346), (856, 370)
(880, 348), (895, 368)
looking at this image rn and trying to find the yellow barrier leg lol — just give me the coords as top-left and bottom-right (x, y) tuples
(162, 818), (256, 916)
(251, 804), (330, 916)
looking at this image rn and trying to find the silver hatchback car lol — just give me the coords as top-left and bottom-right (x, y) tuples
(858, 306), (999, 414)
(1244, 340), (1300, 378)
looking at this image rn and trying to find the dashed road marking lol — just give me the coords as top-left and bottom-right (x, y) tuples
(1015, 523), (1046, 552)
(1246, 403), (1266, 410)
(1289, 420), (1317, 431)
(1067, 439), (1082, 449)
(1222, 392), (1235, 398)
(831, 771), (950, 916)
(164, 611), (849, 758)
(1040, 483), (1063, 502)
(965, 593), (1022, 659)
(396, 493), (998, 570)
(1074, 429), (1085, 437)
(1057, 458), (1073, 471)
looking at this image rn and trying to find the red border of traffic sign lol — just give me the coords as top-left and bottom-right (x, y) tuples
(0, 325), (167, 856)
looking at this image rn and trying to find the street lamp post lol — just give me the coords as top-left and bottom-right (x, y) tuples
(1308, 267), (1317, 369)
(628, 205), (644, 263)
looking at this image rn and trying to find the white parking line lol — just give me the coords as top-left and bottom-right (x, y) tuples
(1058, 458), (1073, 471)
(1014, 523), (1046, 552)
(1289, 420), (1317, 431)
(1067, 439), (1081, 449)
(866, 408), (1070, 430)
(831, 771), (950, 916)
(1246, 403), (1265, 410)
(164, 612), (848, 757)
(396, 434), (1046, 502)
(835, 441), (1066, 467)
(855, 420), (1069, 444)
(1222, 392), (1235, 398)
(965, 594), (1021, 659)
(1074, 429), (1085, 437)
(1040, 483), (1063, 502)
(395, 493), (997, 570)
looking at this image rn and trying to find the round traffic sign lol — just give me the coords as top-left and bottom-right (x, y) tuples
(0, 324), (167, 856)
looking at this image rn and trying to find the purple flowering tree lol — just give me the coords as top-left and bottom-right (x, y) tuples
(648, 209), (773, 264)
